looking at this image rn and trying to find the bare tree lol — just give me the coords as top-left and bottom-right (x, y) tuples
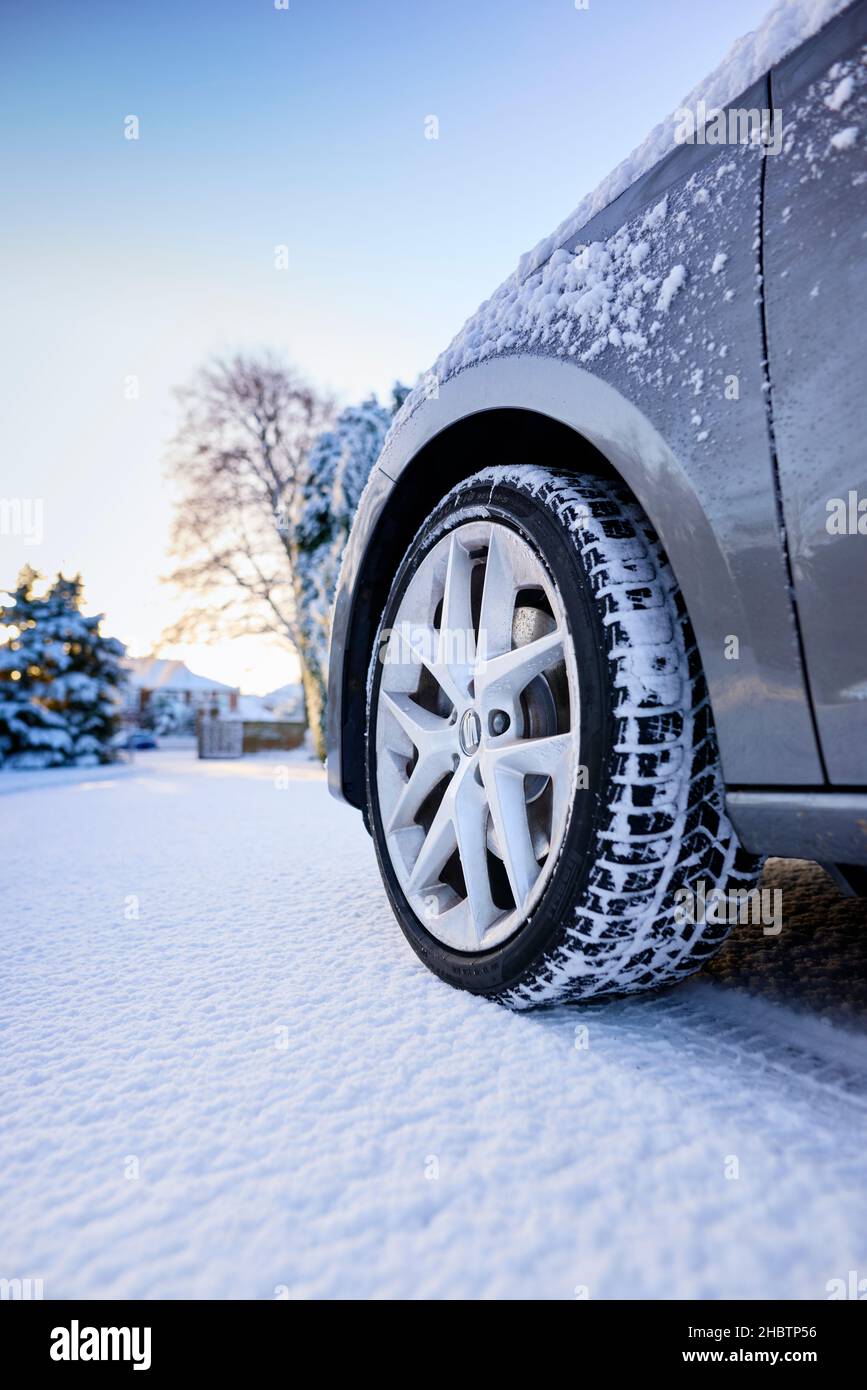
(163, 354), (335, 750)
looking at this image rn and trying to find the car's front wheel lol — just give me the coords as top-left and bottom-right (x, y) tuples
(366, 467), (759, 1007)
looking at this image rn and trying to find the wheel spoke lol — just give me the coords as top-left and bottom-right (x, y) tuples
(482, 732), (575, 845)
(477, 526), (518, 663)
(439, 533), (476, 669)
(477, 629), (564, 702)
(380, 691), (451, 747)
(426, 898), (480, 952)
(452, 769), (499, 937)
(406, 788), (458, 894)
(483, 761), (541, 913)
(386, 749), (453, 833)
(483, 731), (573, 779)
(380, 692), (457, 831)
(391, 623), (464, 708)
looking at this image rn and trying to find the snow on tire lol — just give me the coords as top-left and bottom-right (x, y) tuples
(366, 466), (761, 1007)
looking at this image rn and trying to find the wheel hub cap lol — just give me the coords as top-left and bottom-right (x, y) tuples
(458, 708), (482, 757)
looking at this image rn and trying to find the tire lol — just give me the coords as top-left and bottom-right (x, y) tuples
(365, 467), (761, 1007)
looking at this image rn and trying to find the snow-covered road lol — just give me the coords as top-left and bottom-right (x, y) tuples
(2, 748), (866, 1299)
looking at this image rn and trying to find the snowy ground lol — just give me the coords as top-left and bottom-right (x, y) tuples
(1, 748), (866, 1300)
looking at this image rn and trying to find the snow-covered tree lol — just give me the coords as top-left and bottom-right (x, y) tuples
(291, 385), (406, 756)
(40, 576), (127, 762)
(0, 568), (72, 767)
(0, 568), (126, 768)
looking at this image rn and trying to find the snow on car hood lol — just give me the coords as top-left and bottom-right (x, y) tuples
(516, 0), (853, 282)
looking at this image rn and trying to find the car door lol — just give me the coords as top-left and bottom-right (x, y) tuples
(763, 0), (867, 783)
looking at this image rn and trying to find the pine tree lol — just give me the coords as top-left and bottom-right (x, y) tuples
(0, 567), (73, 766)
(0, 568), (126, 768)
(39, 575), (127, 763)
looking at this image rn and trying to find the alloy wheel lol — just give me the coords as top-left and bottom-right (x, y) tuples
(374, 520), (580, 951)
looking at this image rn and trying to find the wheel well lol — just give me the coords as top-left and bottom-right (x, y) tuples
(340, 408), (619, 809)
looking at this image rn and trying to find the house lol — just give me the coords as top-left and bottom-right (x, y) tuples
(121, 657), (240, 721)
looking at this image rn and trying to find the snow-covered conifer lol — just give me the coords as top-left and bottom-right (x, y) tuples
(0, 569), (126, 767)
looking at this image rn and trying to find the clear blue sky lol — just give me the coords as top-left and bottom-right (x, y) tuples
(1, 0), (764, 691)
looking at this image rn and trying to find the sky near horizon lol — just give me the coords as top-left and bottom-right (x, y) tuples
(1, 0), (763, 693)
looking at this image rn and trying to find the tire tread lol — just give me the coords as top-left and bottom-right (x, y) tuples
(443, 466), (762, 1007)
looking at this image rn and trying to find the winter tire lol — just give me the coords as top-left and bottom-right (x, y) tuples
(365, 467), (760, 1006)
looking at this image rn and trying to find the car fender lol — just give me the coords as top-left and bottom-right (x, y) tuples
(328, 353), (822, 805)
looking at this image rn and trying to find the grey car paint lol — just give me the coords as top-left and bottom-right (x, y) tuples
(764, 3), (867, 784)
(327, 1), (867, 866)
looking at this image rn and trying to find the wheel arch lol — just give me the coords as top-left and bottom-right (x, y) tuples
(329, 354), (740, 809)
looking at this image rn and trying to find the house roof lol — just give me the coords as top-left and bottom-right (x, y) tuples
(262, 682), (303, 705)
(122, 657), (239, 695)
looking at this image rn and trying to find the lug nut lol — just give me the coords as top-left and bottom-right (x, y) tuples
(490, 709), (510, 736)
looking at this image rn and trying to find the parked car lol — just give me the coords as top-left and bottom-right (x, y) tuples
(327, 0), (867, 1006)
(120, 731), (159, 751)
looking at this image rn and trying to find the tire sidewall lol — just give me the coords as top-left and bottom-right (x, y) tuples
(365, 477), (614, 996)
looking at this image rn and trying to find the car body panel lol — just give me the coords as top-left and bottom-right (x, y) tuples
(727, 789), (867, 862)
(763, 1), (867, 783)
